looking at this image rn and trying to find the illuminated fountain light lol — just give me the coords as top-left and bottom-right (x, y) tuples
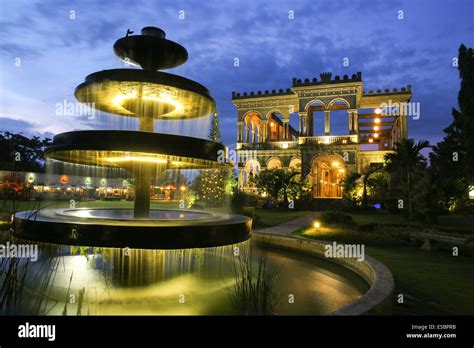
(15, 26), (251, 248)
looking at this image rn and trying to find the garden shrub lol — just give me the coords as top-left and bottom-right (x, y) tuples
(320, 210), (354, 226)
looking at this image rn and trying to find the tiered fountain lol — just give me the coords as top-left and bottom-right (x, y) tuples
(15, 27), (252, 249)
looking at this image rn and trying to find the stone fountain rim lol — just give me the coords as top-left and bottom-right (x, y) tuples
(14, 208), (252, 249)
(253, 233), (395, 316)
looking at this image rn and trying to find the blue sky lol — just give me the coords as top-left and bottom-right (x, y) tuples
(0, 0), (473, 147)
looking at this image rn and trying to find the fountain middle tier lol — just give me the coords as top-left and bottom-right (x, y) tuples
(45, 130), (228, 218)
(45, 130), (227, 170)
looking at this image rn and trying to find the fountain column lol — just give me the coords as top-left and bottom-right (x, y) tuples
(134, 165), (152, 218)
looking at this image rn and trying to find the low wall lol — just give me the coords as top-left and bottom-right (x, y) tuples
(253, 233), (394, 315)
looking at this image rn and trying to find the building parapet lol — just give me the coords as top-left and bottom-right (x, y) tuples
(299, 135), (358, 145)
(237, 141), (299, 150)
(231, 88), (294, 100)
(292, 72), (362, 87)
(363, 85), (412, 95)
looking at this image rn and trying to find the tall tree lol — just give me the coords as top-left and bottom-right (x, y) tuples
(385, 138), (430, 219)
(209, 111), (222, 142)
(430, 44), (474, 209)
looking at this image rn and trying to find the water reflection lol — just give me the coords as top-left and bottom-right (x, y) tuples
(0, 241), (369, 315)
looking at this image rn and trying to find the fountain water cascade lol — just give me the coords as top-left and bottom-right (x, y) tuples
(14, 27), (252, 249)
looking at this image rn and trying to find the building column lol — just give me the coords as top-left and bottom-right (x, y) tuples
(261, 121), (267, 142)
(348, 109), (358, 134)
(237, 122), (243, 142)
(353, 109), (358, 134)
(399, 107), (408, 139)
(299, 112), (307, 136)
(307, 109), (314, 136)
(245, 122), (250, 142)
(298, 113), (303, 134)
(282, 119), (289, 140)
(324, 110), (330, 135)
(348, 110), (353, 134)
(238, 169), (244, 189)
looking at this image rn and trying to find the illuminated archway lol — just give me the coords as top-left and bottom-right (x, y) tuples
(267, 158), (282, 170)
(289, 158), (301, 171)
(310, 154), (346, 198)
(244, 159), (261, 186)
(243, 111), (263, 143)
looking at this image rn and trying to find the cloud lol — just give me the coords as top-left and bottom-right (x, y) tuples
(0, 0), (472, 147)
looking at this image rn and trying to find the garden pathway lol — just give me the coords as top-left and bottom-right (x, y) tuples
(253, 212), (320, 236)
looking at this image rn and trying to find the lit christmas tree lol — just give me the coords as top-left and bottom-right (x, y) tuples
(193, 111), (232, 205)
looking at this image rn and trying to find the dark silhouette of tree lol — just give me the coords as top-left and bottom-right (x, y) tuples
(0, 132), (52, 172)
(385, 138), (430, 219)
(251, 168), (301, 206)
(430, 44), (474, 210)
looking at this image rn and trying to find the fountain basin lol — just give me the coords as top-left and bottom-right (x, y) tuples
(14, 208), (252, 249)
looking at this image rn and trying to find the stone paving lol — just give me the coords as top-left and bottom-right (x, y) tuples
(253, 211), (321, 236)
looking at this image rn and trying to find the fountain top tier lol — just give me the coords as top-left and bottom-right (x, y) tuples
(75, 26), (215, 124)
(114, 26), (188, 71)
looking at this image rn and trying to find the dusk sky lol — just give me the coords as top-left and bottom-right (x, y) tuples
(0, 0), (473, 148)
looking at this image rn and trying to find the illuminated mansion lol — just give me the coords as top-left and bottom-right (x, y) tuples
(232, 72), (412, 198)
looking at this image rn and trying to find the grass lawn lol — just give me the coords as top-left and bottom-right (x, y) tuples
(252, 208), (308, 227)
(297, 225), (474, 315)
(348, 210), (474, 234)
(366, 244), (474, 315)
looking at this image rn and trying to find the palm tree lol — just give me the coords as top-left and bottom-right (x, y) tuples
(341, 171), (361, 206)
(384, 138), (430, 219)
(361, 164), (383, 209)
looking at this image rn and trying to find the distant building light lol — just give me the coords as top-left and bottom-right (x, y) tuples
(27, 173), (35, 183)
(374, 126), (379, 131)
(374, 133), (379, 138)
(375, 108), (381, 114)
(375, 118), (381, 123)
(374, 203), (381, 209)
(369, 138), (374, 143)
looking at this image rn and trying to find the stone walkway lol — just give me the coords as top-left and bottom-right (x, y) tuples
(253, 212), (320, 236)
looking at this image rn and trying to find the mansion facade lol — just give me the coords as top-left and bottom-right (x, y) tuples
(232, 72), (412, 198)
